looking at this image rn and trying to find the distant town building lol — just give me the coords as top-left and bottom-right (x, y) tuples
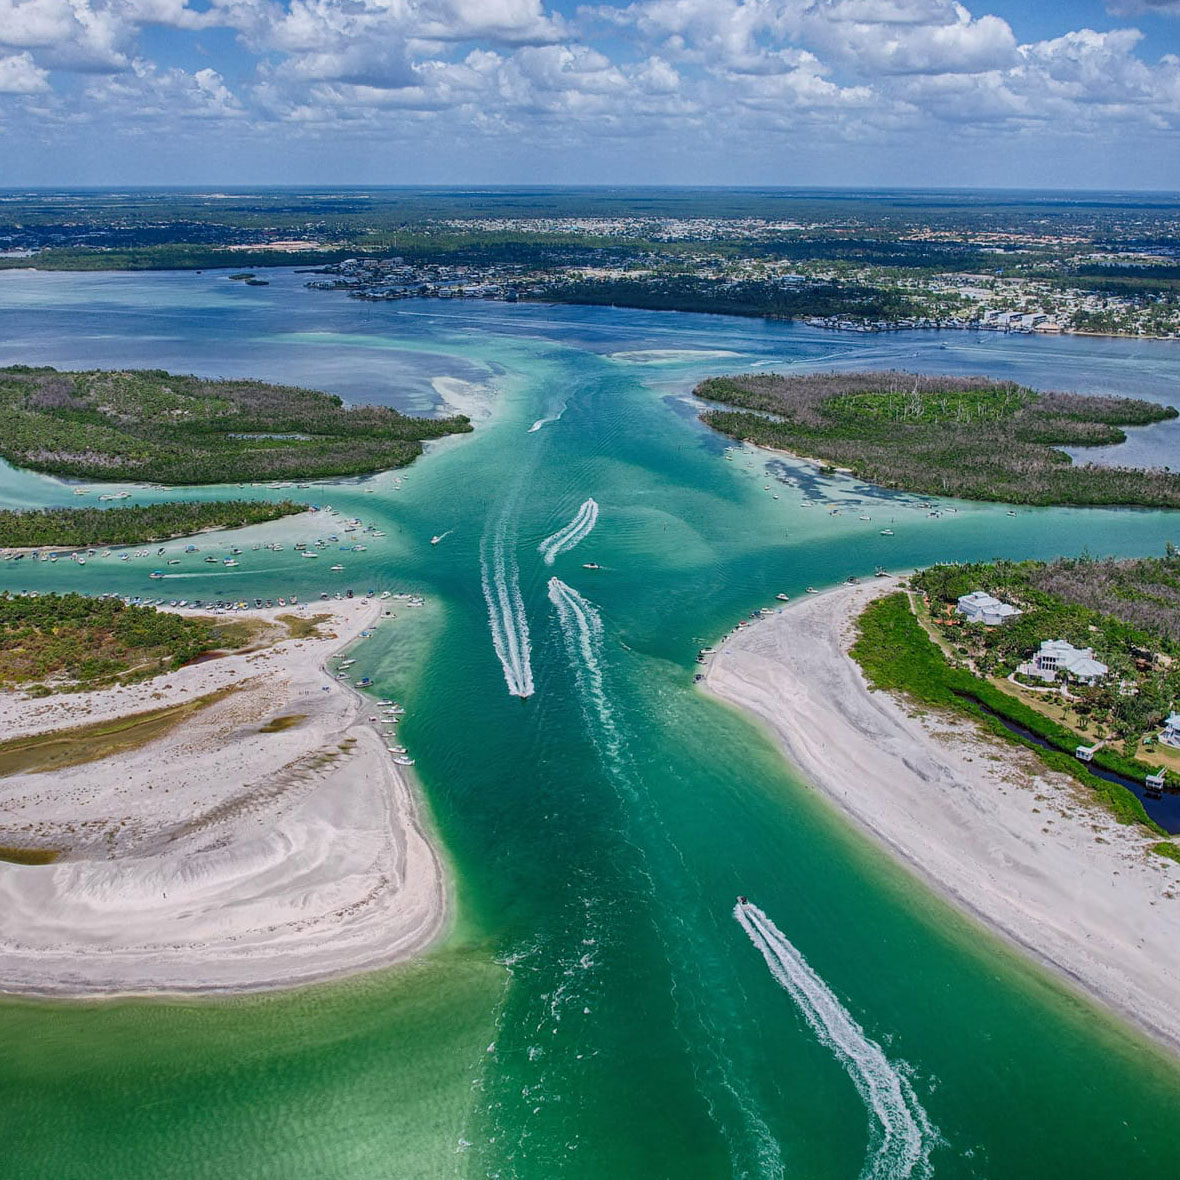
(956, 590), (1022, 625)
(1020, 639), (1108, 686)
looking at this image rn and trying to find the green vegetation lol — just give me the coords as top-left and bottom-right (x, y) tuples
(0, 592), (219, 690)
(0, 846), (60, 865)
(0, 366), (471, 485)
(0, 499), (305, 549)
(850, 592), (1161, 831)
(0, 685), (240, 777)
(278, 612), (331, 639)
(1150, 841), (1180, 865)
(531, 275), (919, 322)
(259, 713), (306, 733)
(914, 555), (1180, 757)
(696, 371), (1180, 508)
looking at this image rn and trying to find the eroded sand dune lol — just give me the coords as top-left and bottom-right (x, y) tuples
(0, 599), (446, 995)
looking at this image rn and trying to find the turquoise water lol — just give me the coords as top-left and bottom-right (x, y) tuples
(2, 270), (1180, 1177)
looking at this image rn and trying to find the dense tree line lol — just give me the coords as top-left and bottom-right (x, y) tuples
(695, 370), (1180, 508)
(914, 557), (1180, 754)
(916, 554), (1180, 649)
(851, 592), (1159, 828)
(0, 592), (217, 688)
(0, 499), (305, 548)
(0, 367), (471, 484)
(530, 275), (918, 321)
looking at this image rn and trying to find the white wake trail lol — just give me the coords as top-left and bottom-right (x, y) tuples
(480, 517), (534, 698)
(735, 902), (938, 1180)
(547, 576), (619, 754)
(527, 400), (568, 433)
(538, 499), (599, 565)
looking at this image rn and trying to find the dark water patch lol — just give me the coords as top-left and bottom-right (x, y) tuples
(971, 699), (1180, 833)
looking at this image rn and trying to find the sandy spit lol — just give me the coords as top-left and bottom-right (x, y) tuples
(704, 580), (1180, 1053)
(0, 597), (447, 997)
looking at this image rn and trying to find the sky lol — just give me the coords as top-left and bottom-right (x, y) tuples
(1, 0), (1179, 189)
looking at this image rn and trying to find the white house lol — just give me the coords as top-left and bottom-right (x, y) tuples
(1160, 712), (1180, 750)
(956, 590), (1022, 626)
(1021, 639), (1108, 686)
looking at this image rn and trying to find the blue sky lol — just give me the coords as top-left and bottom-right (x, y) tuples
(1, 0), (1178, 188)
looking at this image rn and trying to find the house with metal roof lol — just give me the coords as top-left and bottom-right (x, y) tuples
(1020, 639), (1108, 686)
(956, 590), (1023, 626)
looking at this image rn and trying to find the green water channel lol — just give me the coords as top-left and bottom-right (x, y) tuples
(2, 276), (1180, 1177)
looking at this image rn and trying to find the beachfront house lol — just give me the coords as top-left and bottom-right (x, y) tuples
(1020, 639), (1109, 686)
(956, 590), (1022, 626)
(1160, 712), (1180, 750)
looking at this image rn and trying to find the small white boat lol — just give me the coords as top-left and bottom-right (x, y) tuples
(806, 586), (818, 594)
(776, 593), (790, 601)
(224, 559), (238, 567)
(880, 529), (894, 536)
(394, 757), (415, 766)
(331, 564), (344, 572)
(302, 551), (319, 558)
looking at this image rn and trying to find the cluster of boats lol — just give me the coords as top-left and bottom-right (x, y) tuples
(363, 697), (415, 767)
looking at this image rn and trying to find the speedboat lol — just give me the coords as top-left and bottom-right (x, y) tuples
(582, 562), (600, 570)
(149, 570), (164, 579)
(776, 593), (790, 601)
(331, 564), (344, 572)
(302, 551), (318, 558)
(430, 535), (442, 545)
(394, 757), (415, 766)
(880, 529), (894, 536)
(223, 559), (238, 567)
(737, 895), (748, 906)
(805, 586), (818, 594)
(168, 559), (180, 565)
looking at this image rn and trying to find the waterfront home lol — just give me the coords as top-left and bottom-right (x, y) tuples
(1160, 712), (1180, 750)
(1020, 639), (1108, 686)
(956, 590), (1022, 625)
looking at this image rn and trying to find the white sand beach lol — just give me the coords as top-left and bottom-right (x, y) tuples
(0, 598), (447, 996)
(705, 581), (1180, 1052)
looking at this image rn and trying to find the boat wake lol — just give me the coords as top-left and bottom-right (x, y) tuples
(546, 577), (622, 761)
(539, 498), (599, 565)
(527, 404), (567, 433)
(480, 517), (534, 698)
(549, 578), (784, 1174)
(735, 902), (938, 1180)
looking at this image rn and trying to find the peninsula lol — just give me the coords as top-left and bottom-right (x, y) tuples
(705, 581), (1180, 1052)
(0, 597), (446, 994)
(695, 371), (1180, 508)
